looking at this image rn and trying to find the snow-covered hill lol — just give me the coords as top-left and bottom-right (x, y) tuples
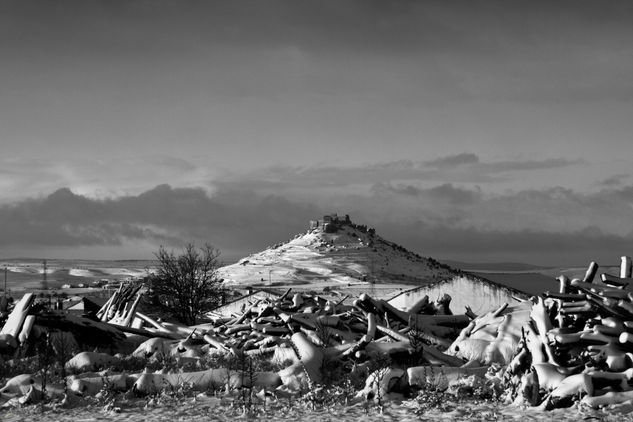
(218, 216), (460, 288)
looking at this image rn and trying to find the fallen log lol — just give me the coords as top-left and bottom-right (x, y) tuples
(356, 367), (405, 401)
(601, 273), (629, 289)
(1, 293), (35, 338)
(65, 351), (118, 371)
(17, 315), (36, 345)
(108, 323), (174, 339)
(34, 312), (127, 352)
(69, 373), (129, 396)
(289, 332), (323, 384)
(582, 261), (599, 283)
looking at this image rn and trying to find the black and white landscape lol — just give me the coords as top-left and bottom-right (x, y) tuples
(1, 1), (633, 420)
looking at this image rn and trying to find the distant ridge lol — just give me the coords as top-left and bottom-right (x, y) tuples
(440, 260), (552, 272)
(218, 213), (461, 287)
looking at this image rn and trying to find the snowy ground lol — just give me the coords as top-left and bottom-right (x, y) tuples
(0, 259), (152, 294)
(2, 395), (630, 422)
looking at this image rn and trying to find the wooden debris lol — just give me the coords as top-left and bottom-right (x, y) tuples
(0, 279), (477, 404)
(499, 256), (633, 410)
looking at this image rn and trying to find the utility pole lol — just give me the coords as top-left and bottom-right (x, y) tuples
(43, 259), (48, 290)
(0, 266), (7, 312)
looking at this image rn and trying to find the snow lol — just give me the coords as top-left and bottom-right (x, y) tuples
(218, 225), (458, 290)
(5, 266), (36, 274)
(100, 268), (148, 277)
(69, 269), (95, 277)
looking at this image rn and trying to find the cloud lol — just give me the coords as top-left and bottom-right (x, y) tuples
(598, 174), (629, 187)
(0, 185), (322, 260)
(353, 183), (633, 237)
(377, 221), (633, 266)
(0, 159), (631, 265)
(0, 180), (632, 266)
(305, 180), (633, 265)
(424, 154), (583, 175)
(371, 182), (481, 205)
(219, 154), (582, 193)
(426, 153), (479, 168)
(0, 155), (220, 204)
(482, 158), (585, 172)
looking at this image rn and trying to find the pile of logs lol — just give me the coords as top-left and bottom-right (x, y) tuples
(10, 256), (633, 412)
(115, 289), (472, 378)
(0, 284), (475, 404)
(501, 257), (633, 409)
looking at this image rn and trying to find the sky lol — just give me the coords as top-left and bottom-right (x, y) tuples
(1, 0), (633, 266)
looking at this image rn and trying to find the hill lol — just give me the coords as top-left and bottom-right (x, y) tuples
(218, 214), (460, 289)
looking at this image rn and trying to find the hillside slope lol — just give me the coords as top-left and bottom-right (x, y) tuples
(218, 216), (460, 288)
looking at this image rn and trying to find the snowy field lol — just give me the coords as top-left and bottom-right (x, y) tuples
(0, 259), (154, 294)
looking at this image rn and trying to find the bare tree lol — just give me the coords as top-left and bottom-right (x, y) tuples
(151, 243), (223, 325)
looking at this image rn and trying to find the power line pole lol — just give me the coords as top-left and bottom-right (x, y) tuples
(4, 265), (7, 298)
(43, 259), (48, 290)
(368, 253), (376, 297)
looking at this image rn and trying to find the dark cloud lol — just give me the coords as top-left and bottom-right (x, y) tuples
(609, 185), (633, 203)
(2, 181), (633, 265)
(245, 182), (633, 266)
(0, 185), (322, 260)
(598, 174), (629, 187)
(427, 184), (482, 205)
(483, 158), (585, 173)
(371, 183), (481, 205)
(376, 221), (633, 267)
(426, 153), (479, 168)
